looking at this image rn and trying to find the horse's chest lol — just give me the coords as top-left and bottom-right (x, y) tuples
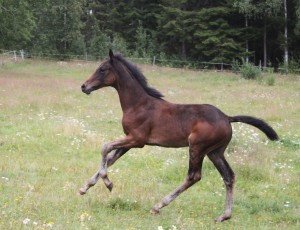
(122, 113), (151, 135)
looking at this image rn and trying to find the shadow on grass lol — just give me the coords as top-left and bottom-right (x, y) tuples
(107, 197), (141, 211)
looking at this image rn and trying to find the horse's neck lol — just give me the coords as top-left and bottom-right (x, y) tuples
(115, 74), (151, 112)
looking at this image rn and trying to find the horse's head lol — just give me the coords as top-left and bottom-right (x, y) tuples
(81, 50), (117, 95)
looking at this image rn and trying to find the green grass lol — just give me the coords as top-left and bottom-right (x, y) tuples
(0, 60), (299, 229)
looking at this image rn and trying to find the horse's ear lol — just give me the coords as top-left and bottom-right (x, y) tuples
(109, 49), (114, 61)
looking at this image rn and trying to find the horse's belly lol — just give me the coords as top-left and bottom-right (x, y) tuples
(146, 132), (189, 148)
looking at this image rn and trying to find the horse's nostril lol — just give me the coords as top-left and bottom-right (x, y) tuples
(81, 84), (90, 94)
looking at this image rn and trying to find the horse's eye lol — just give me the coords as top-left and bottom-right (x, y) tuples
(99, 68), (105, 74)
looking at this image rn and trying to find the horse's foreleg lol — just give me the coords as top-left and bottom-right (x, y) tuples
(207, 148), (235, 222)
(97, 145), (128, 191)
(151, 148), (205, 214)
(98, 147), (129, 191)
(79, 143), (115, 194)
(107, 148), (129, 167)
(79, 136), (136, 195)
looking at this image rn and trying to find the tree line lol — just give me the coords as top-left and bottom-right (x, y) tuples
(1, 0), (299, 69)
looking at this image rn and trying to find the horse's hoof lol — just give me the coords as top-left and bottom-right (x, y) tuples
(214, 215), (231, 222)
(150, 208), (160, 215)
(78, 188), (86, 195)
(106, 183), (113, 192)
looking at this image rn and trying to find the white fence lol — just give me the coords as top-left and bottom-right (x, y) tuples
(1, 49), (299, 73)
(0, 50), (25, 65)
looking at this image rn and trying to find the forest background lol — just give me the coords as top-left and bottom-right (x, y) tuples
(1, 0), (300, 70)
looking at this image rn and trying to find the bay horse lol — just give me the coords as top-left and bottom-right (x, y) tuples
(79, 50), (279, 222)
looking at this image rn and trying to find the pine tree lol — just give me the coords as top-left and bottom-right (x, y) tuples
(295, 0), (300, 36)
(0, 0), (35, 49)
(193, 5), (244, 63)
(233, 0), (257, 63)
(156, 0), (197, 59)
(31, 0), (85, 58)
(233, 0), (285, 67)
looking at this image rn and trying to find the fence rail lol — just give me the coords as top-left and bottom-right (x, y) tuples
(1, 49), (300, 74)
(26, 51), (234, 71)
(0, 50), (25, 65)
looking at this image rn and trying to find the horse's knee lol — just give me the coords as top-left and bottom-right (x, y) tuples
(106, 152), (115, 163)
(187, 171), (202, 183)
(102, 143), (113, 155)
(99, 169), (107, 179)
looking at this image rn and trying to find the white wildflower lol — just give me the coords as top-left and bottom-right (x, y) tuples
(284, 201), (290, 207)
(23, 218), (30, 225)
(1, 177), (9, 181)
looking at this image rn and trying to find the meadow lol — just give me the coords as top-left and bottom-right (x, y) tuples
(0, 60), (299, 230)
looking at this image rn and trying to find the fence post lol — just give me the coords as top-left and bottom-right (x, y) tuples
(13, 50), (17, 61)
(259, 60), (262, 70)
(20, 50), (24, 59)
(221, 63), (223, 71)
(152, 56), (156, 66)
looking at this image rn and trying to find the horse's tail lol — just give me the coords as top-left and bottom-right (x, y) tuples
(229, 115), (279, 141)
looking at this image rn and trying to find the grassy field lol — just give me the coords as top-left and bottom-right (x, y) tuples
(0, 60), (299, 230)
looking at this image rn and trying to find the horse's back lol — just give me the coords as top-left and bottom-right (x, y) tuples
(146, 101), (231, 148)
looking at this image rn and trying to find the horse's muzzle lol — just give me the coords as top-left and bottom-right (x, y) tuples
(81, 84), (91, 95)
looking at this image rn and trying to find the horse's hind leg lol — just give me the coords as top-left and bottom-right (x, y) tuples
(151, 147), (205, 214)
(207, 146), (235, 222)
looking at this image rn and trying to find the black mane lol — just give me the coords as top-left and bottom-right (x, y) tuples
(113, 53), (164, 99)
